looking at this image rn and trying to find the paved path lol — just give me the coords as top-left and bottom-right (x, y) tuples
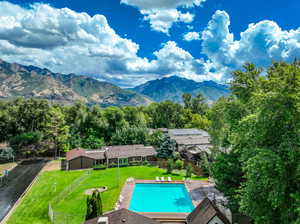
(0, 159), (47, 222)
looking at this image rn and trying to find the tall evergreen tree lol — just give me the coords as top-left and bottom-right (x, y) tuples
(157, 135), (176, 159)
(85, 190), (103, 220)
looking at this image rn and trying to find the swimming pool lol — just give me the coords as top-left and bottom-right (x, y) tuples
(129, 183), (194, 213)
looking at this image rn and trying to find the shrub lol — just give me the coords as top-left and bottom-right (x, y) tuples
(93, 164), (106, 169)
(129, 161), (141, 166)
(186, 164), (193, 178)
(109, 163), (117, 168)
(167, 159), (174, 174)
(142, 161), (150, 166)
(120, 162), (129, 167)
(175, 160), (184, 170)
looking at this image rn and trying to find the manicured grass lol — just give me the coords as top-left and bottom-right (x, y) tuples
(7, 166), (207, 224)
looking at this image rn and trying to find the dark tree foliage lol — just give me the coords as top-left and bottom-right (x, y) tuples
(0, 93), (210, 157)
(9, 131), (43, 154)
(157, 135), (176, 159)
(111, 126), (150, 145)
(209, 61), (300, 224)
(85, 190), (103, 220)
(183, 92), (208, 115)
(148, 130), (164, 148)
(144, 101), (185, 128)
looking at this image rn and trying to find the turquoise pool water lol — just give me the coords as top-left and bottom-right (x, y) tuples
(129, 183), (194, 213)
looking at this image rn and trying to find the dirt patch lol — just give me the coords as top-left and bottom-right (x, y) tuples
(85, 187), (107, 195)
(42, 160), (61, 172)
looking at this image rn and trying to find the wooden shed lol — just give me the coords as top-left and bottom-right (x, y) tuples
(68, 155), (95, 170)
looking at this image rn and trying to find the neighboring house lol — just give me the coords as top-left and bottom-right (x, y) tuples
(84, 208), (160, 224)
(186, 198), (231, 224)
(168, 129), (212, 163)
(66, 145), (156, 170)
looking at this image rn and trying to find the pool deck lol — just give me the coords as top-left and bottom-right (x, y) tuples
(116, 178), (215, 222)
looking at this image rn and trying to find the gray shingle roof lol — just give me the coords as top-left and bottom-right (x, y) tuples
(66, 145), (156, 161)
(168, 128), (208, 136)
(104, 145), (156, 159)
(172, 135), (211, 145)
(84, 208), (160, 224)
(187, 198), (230, 224)
(85, 150), (106, 160)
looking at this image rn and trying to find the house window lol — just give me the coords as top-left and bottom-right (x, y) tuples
(119, 158), (128, 164)
(95, 159), (105, 165)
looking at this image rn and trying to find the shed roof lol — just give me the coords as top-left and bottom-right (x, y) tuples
(85, 150), (106, 160)
(66, 148), (86, 161)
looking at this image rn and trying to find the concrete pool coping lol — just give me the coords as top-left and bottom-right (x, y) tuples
(117, 179), (213, 221)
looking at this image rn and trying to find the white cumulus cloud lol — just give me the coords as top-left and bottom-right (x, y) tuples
(183, 31), (200, 41)
(121, 0), (206, 34)
(127, 41), (217, 82)
(0, 1), (216, 87)
(201, 10), (300, 79)
(2, 2), (298, 88)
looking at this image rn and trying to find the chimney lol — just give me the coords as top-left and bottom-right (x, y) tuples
(97, 217), (108, 224)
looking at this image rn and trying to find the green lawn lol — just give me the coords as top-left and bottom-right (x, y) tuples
(7, 166), (207, 224)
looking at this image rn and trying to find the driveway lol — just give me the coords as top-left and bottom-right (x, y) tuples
(0, 159), (47, 222)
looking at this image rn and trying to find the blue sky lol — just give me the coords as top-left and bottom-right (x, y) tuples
(0, 0), (299, 87)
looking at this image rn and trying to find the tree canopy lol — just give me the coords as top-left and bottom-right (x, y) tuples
(209, 61), (300, 223)
(0, 93), (209, 157)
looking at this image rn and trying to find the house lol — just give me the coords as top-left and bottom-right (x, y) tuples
(84, 208), (160, 224)
(104, 145), (156, 165)
(168, 129), (212, 164)
(168, 129), (212, 151)
(84, 199), (231, 224)
(186, 198), (231, 224)
(66, 145), (157, 170)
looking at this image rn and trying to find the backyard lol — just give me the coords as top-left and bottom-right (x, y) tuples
(6, 166), (207, 224)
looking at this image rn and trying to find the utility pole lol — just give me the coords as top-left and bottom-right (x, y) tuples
(117, 157), (120, 187)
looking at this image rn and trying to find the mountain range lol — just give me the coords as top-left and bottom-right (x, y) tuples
(0, 59), (151, 107)
(131, 76), (230, 103)
(0, 59), (229, 106)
